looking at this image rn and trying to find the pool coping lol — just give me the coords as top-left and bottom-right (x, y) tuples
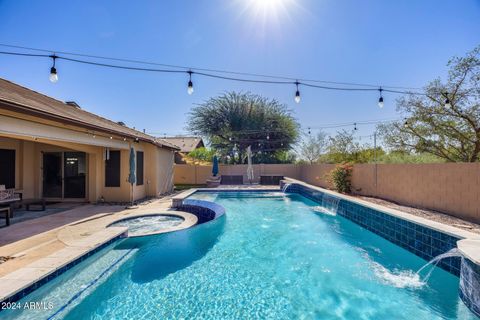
(106, 211), (198, 238)
(0, 208), (198, 305)
(0, 227), (127, 303)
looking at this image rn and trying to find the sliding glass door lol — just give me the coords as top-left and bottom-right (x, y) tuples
(43, 152), (62, 198)
(64, 152), (86, 198)
(43, 152), (86, 199)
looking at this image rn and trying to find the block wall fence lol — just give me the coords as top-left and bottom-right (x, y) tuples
(174, 163), (480, 224)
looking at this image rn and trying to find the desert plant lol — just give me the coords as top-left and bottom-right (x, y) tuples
(328, 163), (353, 194)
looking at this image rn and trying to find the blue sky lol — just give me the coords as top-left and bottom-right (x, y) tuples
(0, 0), (479, 141)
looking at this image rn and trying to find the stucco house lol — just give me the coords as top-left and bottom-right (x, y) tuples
(0, 78), (179, 203)
(162, 136), (204, 164)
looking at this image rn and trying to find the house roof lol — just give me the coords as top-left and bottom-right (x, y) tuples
(162, 136), (204, 153)
(0, 78), (179, 150)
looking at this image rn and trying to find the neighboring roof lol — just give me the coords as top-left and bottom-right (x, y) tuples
(0, 78), (179, 150)
(163, 136), (204, 153)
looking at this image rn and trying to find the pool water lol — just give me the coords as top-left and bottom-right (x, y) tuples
(4, 192), (478, 319)
(109, 215), (184, 236)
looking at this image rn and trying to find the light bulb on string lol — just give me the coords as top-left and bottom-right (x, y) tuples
(49, 54), (58, 83)
(378, 87), (384, 108)
(354, 123), (357, 131)
(294, 81), (301, 104)
(444, 92), (451, 108)
(187, 71), (194, 95)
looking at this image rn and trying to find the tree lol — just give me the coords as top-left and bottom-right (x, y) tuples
(298, 131), (327, 164)
(187, 92), (300, 163)
(187, 147), (216, 163)
(321, 130), (361, 163)
(378, 46), (480, 162)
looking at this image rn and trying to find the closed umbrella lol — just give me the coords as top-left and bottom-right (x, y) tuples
(246, 145), (254, 183)
(212, 155), (219, 177)
(127, 147), (136, 208)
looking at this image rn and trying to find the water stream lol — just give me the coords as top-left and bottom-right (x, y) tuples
(416, 248), (462, 283)
(281, 183), (291, 193)
(312, 194), (341, 216)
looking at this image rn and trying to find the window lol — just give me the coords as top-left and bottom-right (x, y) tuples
(105, 150), (121, 187)
(136, 151), (144, 186)
(0, 149), (15, 189)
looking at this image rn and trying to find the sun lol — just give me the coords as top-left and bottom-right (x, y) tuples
(249, 0), (292, 11)
(235, 0), (298, 36)
(245, 0), (296, 17)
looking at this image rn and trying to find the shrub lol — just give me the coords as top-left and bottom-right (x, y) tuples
(328, 163), (353, 194)
(187, 147), (216, 163)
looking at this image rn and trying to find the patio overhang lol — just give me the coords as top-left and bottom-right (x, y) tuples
(0, 114), (129, 149)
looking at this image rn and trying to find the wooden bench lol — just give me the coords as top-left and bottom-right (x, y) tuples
(22, 199), (46, 211)
(260, 175), (284, 185)
(220, 175), (244, 185)
(0, 207), (10, 226)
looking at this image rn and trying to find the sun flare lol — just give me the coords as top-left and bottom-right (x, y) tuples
(236, 0), (298, 37)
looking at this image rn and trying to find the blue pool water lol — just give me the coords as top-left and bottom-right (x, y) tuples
(3, 191), (478, 319)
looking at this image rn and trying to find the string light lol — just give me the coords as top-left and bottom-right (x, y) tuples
(378, 87), (384, 108)
(444, 92), (451, 108)
(0, 49), (433, 105)
(294, 81), (301, 104)
(354, 123), (357, 131)
(187, 71), (194, 95)
(49, 54), (58, 83)
(404, 118), (409, 128)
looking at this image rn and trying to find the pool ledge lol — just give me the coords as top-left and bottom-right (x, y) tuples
(0, 227), (127, 303)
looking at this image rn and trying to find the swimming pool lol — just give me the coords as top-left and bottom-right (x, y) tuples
(2, 191), (478, 319)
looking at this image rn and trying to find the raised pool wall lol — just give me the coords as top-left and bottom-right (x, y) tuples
(279, 178), (480, 318)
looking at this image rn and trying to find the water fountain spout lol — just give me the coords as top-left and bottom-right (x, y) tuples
(416, 248), (463, 283)
(282, 183), (291, 193)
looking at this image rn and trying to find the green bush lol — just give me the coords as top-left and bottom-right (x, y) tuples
(328, 163), (353, 194)
(187, 147), (216, 162)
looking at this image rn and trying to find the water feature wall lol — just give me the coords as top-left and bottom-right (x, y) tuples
(178, 199), (226, 224)
(280, 181), (462, 276)
(459, 257), (480, 317)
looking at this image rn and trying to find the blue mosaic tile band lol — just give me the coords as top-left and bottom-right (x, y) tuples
(178, 199), (226, 224)
(459, 258), (480, 318)
(0, 233), (127, 309)
(283, 183), (461, 276)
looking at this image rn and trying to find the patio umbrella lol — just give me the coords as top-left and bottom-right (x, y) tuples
(212, 155), (219, 177)
(127, 147), (136, 208)
(246, 145), (254, 184)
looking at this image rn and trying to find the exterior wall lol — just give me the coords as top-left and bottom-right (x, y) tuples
(155, 147), (175, 195)
(0, 137), (175, 203)
(174, 163), (480, 223)
(300, 164), (335, 188)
